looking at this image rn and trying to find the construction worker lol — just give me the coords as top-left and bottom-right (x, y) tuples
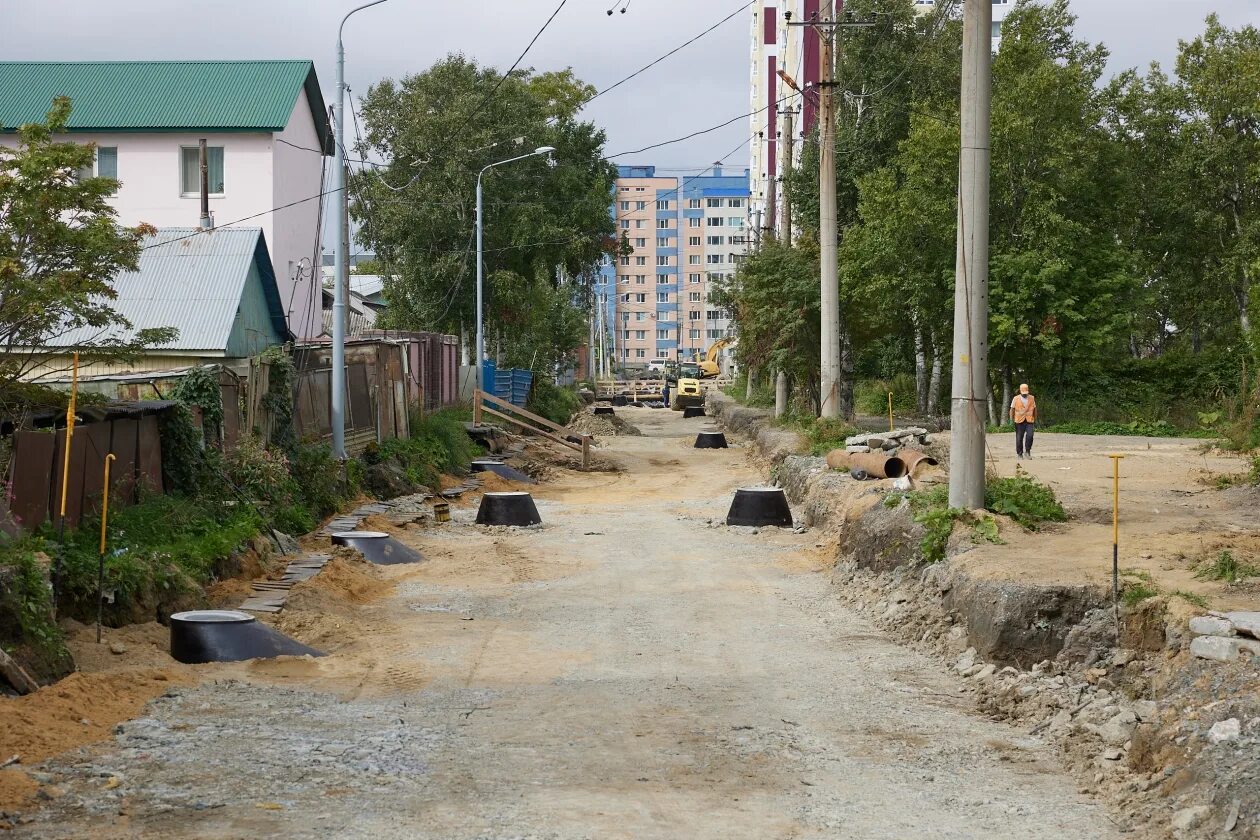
(1010, 383), (1037, 459)
(662, 379), (671, 408)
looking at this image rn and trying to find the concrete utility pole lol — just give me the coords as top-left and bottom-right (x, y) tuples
(198, 139), (211, 229)
(332, 0), (393, 459)
(948, 0), (993, 510)
(780, 108), (794, 243)
(817, 3), (841, 418)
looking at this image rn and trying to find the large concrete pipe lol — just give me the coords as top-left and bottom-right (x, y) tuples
(898, 450), (939, 474)
(845, 452), (907, 479)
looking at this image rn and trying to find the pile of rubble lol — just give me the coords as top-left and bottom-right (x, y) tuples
(844, 427), (930, 455)
(567, 410), (642, 438)
(1188, 611), (1260, 661)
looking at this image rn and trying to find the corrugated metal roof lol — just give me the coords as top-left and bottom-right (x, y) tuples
(348, 275), (385, 298)
(0, 61), (331, 152)
(48, 227), (282, 352)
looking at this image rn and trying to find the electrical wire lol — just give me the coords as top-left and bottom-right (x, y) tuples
(582, 1), (752, 108)
(460, 0), (570, 130)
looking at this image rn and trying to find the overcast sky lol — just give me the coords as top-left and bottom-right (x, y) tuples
(2, 0), (1258, 173)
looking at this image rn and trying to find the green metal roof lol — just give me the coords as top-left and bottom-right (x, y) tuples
(0, 60), (331, 152)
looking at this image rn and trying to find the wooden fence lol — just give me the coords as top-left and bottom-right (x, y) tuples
(474, 390), (590, 468)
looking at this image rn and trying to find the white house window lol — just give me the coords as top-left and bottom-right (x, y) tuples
(620, 256), (630, 266)
(657, 237), (669, 247)
(688, 218), (700, 228)
(707, 198), (723, 208)
(688, 199), (701, 209)
(657, 219), (669, 229)
(688, 236), (701, 246)
(707, 254), (725, 264)
(688, 255), (701, 265)
(657, 255), (669, 266)
(180, 146), (224, 196)
(656, 200), (669, 210)
(689, 292), (702, 302)
(77, 146), (118, 182)
(688, 273), (701, 284)
(635, 348), (646, 358)
(729, 198), (743, 208)
(636, 201), (647, 210)
(635, 256), (647, 265)
(620, 220), (630, 229)
(657, 329), (670, 340)
(707, 236), (725, 245)
(689, 328), (701, 339)
(620, 201), (630, 211)
(656, 292), (669, 302)
(635, 311), (646, 321)
(657, 274), (670, 284)
(634, 237), (646, 247)
(707, 217), (724, 227)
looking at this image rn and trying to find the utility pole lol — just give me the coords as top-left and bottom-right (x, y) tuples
(764, 148), (777, 242)
(341, 165), (352, 337)
(948, 0), (993, 509)
(780, 108), (794, 242)
(332, 0), (392, 459)
(817, 4), (841, 418)
(789, 6), (873, 419)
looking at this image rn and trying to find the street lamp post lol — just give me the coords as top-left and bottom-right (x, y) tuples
(475, 146), (555, 395)
(331, 0), (392, 460)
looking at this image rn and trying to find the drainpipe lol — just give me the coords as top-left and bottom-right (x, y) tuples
(198, 139), (212, 229)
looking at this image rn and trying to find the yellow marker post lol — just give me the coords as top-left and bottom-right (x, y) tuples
(888, 392), (894, 432)
(1108, 454), (1125, 630)
(96, 454), (116, 644)
(51, 352), (79, 615)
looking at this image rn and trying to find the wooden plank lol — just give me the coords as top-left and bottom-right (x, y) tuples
(480, 405), (585, 453)
(0, 648), (39, 694)
(479, 390), (573, 436)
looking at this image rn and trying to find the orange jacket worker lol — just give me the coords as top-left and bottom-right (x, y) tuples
(1010, 384), (1037, 459)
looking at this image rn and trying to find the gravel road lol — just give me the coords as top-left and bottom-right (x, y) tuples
(15, 407), (1120, 839)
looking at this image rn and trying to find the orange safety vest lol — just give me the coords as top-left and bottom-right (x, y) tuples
(1011, 394), (1037, 423)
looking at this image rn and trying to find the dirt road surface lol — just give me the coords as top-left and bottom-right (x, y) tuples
(14, 408), (1120, 839)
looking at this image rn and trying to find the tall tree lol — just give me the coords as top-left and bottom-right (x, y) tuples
(351, 57), (619, 372)
(0, 97), (169, 385)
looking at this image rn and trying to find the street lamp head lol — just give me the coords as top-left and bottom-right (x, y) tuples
(534, 146), (556, 155)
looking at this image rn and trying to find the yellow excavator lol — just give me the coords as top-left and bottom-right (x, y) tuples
(690, 337), (733, 379)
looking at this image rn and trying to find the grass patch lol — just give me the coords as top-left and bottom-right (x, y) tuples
(1036, 419), (1203, 438)
(368, 407), (481, 490)
(883, 486), (1002, 564)
(1122, 580), (1161, 607)
(1194, 550), (1260, 583)
(984, 466), (1067, 529)
(1171, 589), (1210, 609)
(777, 414), (860, 456)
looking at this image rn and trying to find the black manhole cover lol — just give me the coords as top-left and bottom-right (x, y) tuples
(694, 430), (728, 449)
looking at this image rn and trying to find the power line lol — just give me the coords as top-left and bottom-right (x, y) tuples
(461, 0), (570, 129)
(582, 1), (752, 108)
(605, 95), (790, 159)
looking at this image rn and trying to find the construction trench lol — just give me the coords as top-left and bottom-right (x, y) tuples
(1, 400), (1256, 838)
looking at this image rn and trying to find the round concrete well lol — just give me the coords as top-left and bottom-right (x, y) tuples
(683, 406), (706, 418)
(612, 395), (628, 407)
(593, 406), (615, 416)
(476, 491), (542, 526)
(169, 610), (324, 664)
(331, 530), (425, 565)
(726, 487), (793, 528)
(694, 430), (728, 449)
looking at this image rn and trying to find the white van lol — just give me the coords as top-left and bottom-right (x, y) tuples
(646, 358), (670, 373)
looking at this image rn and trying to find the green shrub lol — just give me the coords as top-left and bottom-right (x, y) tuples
(1122, 580), (1160, 606)
(984, 468), (1067, 529)
(47, 493), (261, 618)
(372, 407), (481, 491)
(854, 374), (919, 416)
(527, 378), (583, 426)
(1039, 419), (1188, 437)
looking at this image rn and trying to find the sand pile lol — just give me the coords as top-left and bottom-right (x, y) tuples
(0, 668), (192, 770)
(568, 411), (642, 438)
(285, 556), (393, 611)
(62, 620), (174, 673)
